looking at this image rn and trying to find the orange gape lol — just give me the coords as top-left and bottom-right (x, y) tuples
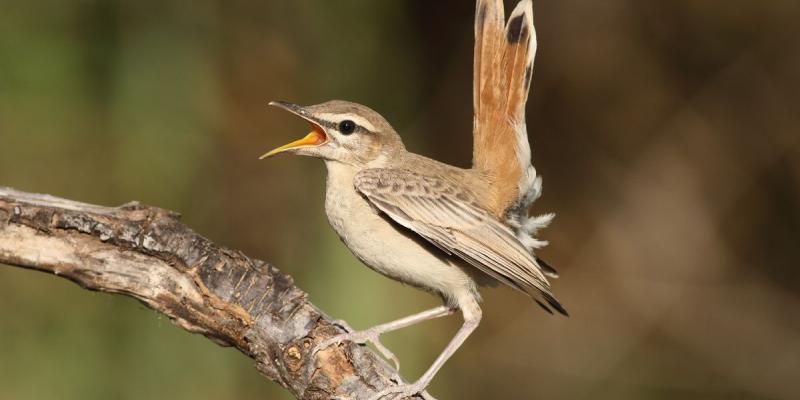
(306, 124), (327, 145)
(260, 123), (327, 159)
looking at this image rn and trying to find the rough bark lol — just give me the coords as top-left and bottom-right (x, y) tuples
(0, 186), (409, 400)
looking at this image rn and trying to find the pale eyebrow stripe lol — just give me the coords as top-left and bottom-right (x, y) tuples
(317, 113), (377, 132)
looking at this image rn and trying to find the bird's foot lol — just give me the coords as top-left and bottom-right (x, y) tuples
(368, 381), (436, 400)
(313, 325), (401, 372)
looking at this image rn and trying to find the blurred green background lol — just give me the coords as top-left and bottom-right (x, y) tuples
(1, 1), (799, 399)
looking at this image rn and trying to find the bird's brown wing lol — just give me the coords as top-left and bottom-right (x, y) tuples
(473, 0), (538, 215)
(354, 168), (566, 315)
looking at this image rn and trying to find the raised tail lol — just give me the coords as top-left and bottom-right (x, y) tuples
(473, 0), (538, 216)
(473, 0), (536, 214)
(474, 0), (553, 255)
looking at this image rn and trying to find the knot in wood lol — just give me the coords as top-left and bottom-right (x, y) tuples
(284, 344), (304, 372)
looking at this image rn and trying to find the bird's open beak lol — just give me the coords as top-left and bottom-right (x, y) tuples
(259, 125), (326, 159)
(260, 101), (329, 159)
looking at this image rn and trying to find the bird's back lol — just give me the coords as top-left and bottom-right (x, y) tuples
(389, 152), (492, 198)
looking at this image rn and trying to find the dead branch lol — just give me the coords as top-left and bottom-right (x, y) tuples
(0, 186), (408, 400)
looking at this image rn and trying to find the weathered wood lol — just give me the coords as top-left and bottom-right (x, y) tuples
(0, 187), (409, 400)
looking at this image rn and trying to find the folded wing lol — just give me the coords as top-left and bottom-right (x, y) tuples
(355, 168), (566, 315)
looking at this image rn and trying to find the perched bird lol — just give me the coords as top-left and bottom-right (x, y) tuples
(262, 0), (565, 398)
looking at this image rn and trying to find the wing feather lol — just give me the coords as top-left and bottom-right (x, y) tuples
(354, 168), (565, 314)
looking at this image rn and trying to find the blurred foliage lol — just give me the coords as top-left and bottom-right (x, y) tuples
(1, 1), (799, 399)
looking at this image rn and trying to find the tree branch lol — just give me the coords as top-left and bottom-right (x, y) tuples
(0, 186), (408, 400)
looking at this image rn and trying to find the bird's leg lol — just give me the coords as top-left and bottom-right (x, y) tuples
(313, 305), (455, 372)
(368, 304), (482, 400)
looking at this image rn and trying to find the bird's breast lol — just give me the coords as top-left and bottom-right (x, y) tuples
(324, 164), (397, 265)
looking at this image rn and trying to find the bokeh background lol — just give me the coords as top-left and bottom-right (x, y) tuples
(1, 1), (799, 399)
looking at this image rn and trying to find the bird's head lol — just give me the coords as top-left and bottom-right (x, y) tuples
(261, 100), (404, 167)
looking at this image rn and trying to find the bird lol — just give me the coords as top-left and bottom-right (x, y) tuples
(261, 0), (565, 398)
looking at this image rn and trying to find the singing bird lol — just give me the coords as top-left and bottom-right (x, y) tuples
(262, 0), (565, 398)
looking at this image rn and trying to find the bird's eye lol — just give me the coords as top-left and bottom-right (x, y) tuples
(338, 120), (357, 135)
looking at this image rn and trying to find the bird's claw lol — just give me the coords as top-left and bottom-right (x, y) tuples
(312, 328), (401, 372)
